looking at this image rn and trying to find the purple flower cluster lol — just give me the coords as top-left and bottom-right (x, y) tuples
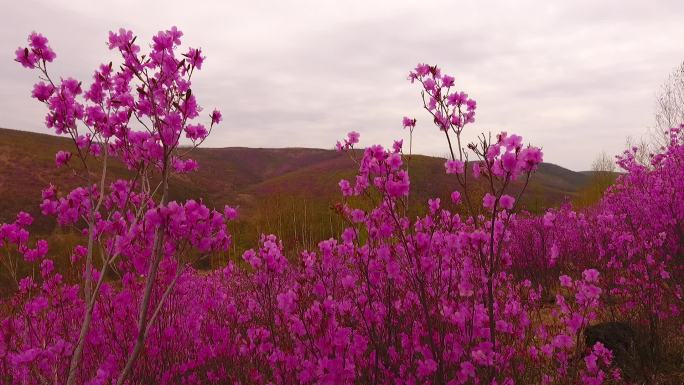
(2, 32), (682, 385)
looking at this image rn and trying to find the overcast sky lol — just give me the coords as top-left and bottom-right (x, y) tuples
(1, 0), (683, 170)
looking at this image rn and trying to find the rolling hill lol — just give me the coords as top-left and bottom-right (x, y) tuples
(0, 127), (598, 256)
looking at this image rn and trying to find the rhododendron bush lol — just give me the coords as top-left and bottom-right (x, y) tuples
(1, 29), (682, 384)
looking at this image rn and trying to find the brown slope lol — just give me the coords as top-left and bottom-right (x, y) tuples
(249, 152), (591, 210)
(0, 128), (339, 226)
(0, 127), (592, 237)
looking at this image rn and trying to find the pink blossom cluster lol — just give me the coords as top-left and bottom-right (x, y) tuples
(2, 32), (682, 385)
(408, 63), (476, 132)
(509, 125), (684, 344)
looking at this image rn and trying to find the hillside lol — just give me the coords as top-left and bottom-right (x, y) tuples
(0, 127), (595, 254)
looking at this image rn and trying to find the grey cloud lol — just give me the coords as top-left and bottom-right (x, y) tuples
(1, 0), (683, 170)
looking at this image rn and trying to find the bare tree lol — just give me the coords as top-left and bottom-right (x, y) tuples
(625, 135), (653, 167)
(625, 61), (684, 168)
(653, 61), (684, 147)
(575, 151), (617, 207)
(590, 150), (617, 198)
(591, 150), (616, 174)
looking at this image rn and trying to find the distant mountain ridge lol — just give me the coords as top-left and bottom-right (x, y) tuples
(0, 127), (595, 235)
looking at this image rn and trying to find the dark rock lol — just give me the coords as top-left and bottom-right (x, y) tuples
(584, 322), (644, 380)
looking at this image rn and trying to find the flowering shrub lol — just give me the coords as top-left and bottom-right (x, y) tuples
(510, 126), (684, 367)
(5, 28), (233, 385)
(1, 31), (682, 384)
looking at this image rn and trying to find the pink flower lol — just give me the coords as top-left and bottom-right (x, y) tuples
(386, 173), (410, 197)
(520, 146), (544, 170)
(402, 116), (416, 128)
(341, 274), (355, 288)
(350, 209), (365, 223)
(276, 289), (297, 314)
(500, 194), (515, 210)
(40, 258), (54, 277)
(552, 334), (574, 349)
(582, 269), (600, 283)
(466, 99), (477, 110)
(28, 33), (56, 62)
(342, 227), (356, 243)
(559, 275), (573, 287)
(184, 47), (205, 69)
(441, 74), (455, 87)
(482, 193), (496, 210)
(185, 124), (208, 140)
(504, 134), (523, 150)
(347, 131), (360, 145)
(417, 359), (437, 378)
(70, 245), (87, 264)
(392, 139), (403, 153)
(434, 111), (448, 130)
(472, 162), (481, 179)
(31, 82), (55, 102)
(18, 276), (35, 292)
(15, 47), (38, 68)
(28, 32), (49, 50)
(107, 28), (133, 49)
(55, 151), (71, 167)
(414, 63), (430, 77)
(543, 211), (555, 226)
(501, 152), (518, 172)
(224, 206), (239, 221)
(387, 153), (403, 170)
(486, 143), (502, 161)
(428, 198), (440, 213)
(451, 190), (461, 204)
(445, 159), (465, 175)
(451, 114), (463, 127)
(210, 109), (222, 125)
(339, 179), (353, 197)
(423, 78), (436, 92)
(447, 91), (467, 106)
(41, 184), (56, 200)
(16, 212), (33, 227)
(172, 158), (199, 173)
(459, 361), (476, 381)
(576, 283), (602, 304)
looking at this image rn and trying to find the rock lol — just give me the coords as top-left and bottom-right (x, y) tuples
(584, 322), (644, 380)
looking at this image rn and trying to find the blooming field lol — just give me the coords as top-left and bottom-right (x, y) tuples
(1, 28), (682, 384)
